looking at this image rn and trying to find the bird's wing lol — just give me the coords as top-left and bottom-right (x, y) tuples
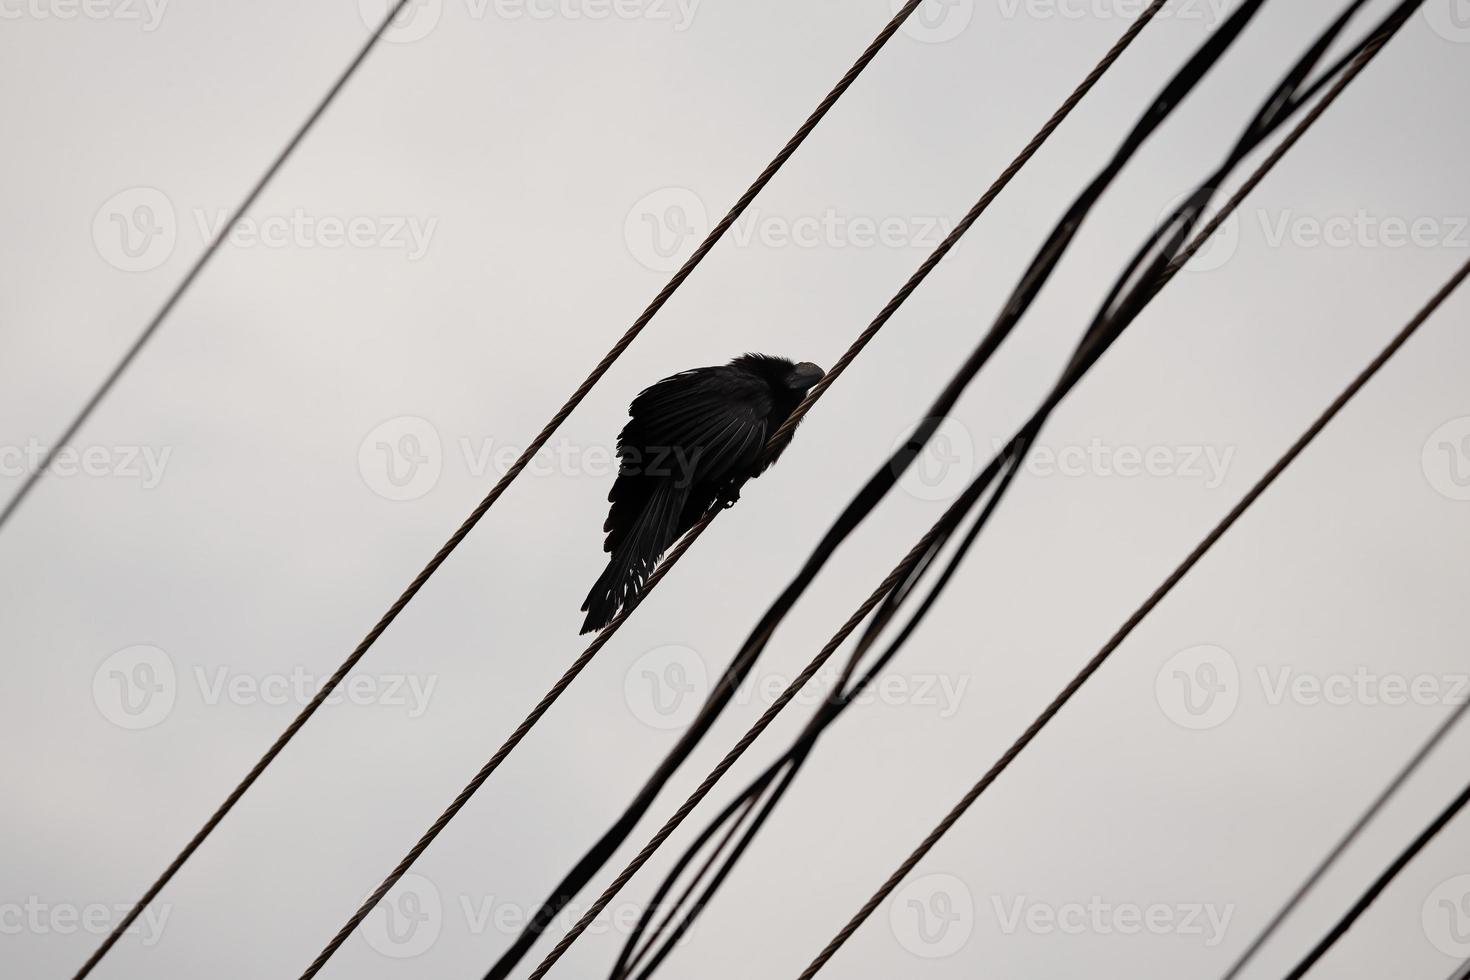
(619, 367), (774, 488)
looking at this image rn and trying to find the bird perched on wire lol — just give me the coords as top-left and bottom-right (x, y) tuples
(580, 353), (825, 634)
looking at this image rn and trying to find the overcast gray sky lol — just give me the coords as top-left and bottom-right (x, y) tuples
(3, 1), (1470, 977)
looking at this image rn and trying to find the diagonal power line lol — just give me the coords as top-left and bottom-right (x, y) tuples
(62, 1), (419, 974)
(523, 3), (1424, 974)
(1284, 770), (1470, 979)
(297, 6), (1171, 978)
(70, 4), (929, 976)
(798, 252), (1470, 979)
(0, 3), (416, 537)
(1220, 697), (1470, 980)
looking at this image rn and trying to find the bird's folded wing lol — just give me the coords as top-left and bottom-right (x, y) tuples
(620, 369), (773, 486)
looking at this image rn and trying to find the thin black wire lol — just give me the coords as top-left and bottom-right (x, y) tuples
(1221, 699), (1470, 979)
(1284, 776), (1470, 979)
(63, 2), (419, 973)
(618, 771), (778, 978)
(526, 0), (1385, 972)
(0, 6), (416, 538)
(610, 3), (1409, 966)
(479, 6), (1171, 976)
(798, 251), (1470, 978)
(76, 5), (926, 977)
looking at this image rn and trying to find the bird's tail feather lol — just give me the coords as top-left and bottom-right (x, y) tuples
(580, 482), (685, 634)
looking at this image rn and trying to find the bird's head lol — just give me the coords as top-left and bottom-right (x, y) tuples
(729, 353), (826, 394)
(784, 361), (825, 392)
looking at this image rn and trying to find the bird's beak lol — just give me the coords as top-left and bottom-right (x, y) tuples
(788, 361), (825, 389)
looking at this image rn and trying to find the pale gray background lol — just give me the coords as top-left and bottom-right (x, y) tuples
(3, 0), (1469, 977)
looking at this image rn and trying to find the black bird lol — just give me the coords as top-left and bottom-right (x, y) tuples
(580, 353), (824, 634)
